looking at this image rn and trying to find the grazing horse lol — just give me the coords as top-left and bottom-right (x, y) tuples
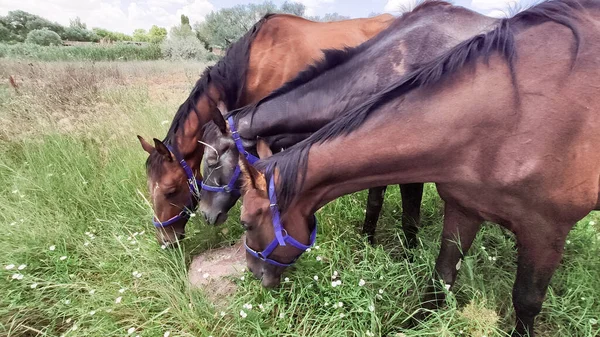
(137, 13), (394, 245)
(238, 0), (600, 335)
(201, 1), (499, 247)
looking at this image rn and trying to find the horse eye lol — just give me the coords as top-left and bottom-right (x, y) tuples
(164, 190), (177, 198)
(241, 221), (252, 231)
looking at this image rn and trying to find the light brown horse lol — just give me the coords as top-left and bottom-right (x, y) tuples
(137, 13), (394, 245)
(238, 0), (600, 335)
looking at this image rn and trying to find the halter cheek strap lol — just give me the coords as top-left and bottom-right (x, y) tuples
(200, 117), (259, 194)
(244, 177), (317, 267)
(152, 145), (202, 228)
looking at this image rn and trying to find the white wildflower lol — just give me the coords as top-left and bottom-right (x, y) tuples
(337, 302), (343, 308)
(203, 273), (209, 279)
(313, 275), (319, 281)
(590, 318), (598, 325)
(315, 245), (320, 250)
(368, 304), (375, 312)
(305, 248), (311, 253)
(11, 273), (23, 280)
(240, 276), (245, 281)
(220, 311), (226, 317)
(366, 331), (374, 337)
(589, 220), (596, 226)
(59, 256), (67, 261)
(445, 284), (451, 291)
(240, 310), (247, 318)
(127, 327), (136, 335)
(279, 312), (285, 319)
(378, 289), (384, 294)
(243, 303), (253, 310)
(115, 296), (122, 304)
(84, 241), (90, 246)
(89, 289), (96, 295)
(566, 240), (571, 244)
(5, 264), (15, 270)
(163, 331), (171, 337)
(339, 313), (345, 318)
(89, 310), (96, 316)
(189, 213), (196, 218)
(49, 245), (56, 251)
(18, 264), (26, 270)
(30, 283), (38, 289)
(119, 288), (126, 293)
(358, 279), (366, 287)
(71, 325), (78, 331)
(64, 299), (70, 305)
(316, 256), (322, 261)
(284, 277), (290, 282)
(259, 304), (265, 311)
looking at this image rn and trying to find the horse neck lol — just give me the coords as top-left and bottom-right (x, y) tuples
(238, 8), (497, 140)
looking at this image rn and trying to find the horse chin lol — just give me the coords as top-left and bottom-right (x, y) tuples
(213, 212), (228, 226)
(261, 274), (282, 288)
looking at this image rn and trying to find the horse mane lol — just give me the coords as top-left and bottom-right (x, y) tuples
(257, 0), (583, 211)
(145, 13), (277, 172)
(227, 0), (453, 124)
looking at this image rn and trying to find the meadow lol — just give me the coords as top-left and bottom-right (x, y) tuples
(0, 59), (599, 337)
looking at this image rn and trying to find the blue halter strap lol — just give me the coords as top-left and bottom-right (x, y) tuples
(200, 116), (259, 193)
(152, 145), (202, 228)
(244, 176), (317, 267)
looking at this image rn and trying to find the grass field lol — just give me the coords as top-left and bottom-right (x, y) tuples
(1, 59), (599, 337)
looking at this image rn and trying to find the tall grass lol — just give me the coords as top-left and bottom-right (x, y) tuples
(0, 60), (599, 337)
(0, 43), (162, 61)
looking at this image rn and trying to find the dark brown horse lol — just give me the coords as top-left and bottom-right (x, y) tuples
(137, 13), (394, 245)
(238, 0), (600, 335)
(201, 1), (499, 247)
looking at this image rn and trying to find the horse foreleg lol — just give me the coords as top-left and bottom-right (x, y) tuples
(400, 183), (424, 249)
(362, 186), (387, 244)
(422, 202), (482, 311)
(511, 222), (571, 337)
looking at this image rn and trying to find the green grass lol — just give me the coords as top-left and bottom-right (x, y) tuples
(0, 43), (162, 61)
(1, 61), (599, 337)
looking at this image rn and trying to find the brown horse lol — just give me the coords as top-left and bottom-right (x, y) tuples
(137, 13), (394, 245)
(238, 0), (600, 335)
(201, 1), (499, 248)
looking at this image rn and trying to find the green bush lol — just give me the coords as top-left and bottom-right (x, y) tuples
(25, 29), (62, 46)
(0, 42), (162, 61)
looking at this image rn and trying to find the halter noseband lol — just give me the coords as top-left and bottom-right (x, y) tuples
(152, 145), (202, 228)
(244, 176), (317, 267)
(200, 117), (260, 194)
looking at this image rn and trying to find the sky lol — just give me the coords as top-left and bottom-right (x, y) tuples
(0, 0), (524, 35)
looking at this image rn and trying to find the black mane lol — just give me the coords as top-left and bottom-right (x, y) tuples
(256, 0), (583, 211)
(227, 0), (453, 124)
(146, 13), (276, 172)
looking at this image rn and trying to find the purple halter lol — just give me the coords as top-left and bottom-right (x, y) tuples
(152, 145), (202, 228)
(201, 116), (259, 193)
(244, 176), (317, 267)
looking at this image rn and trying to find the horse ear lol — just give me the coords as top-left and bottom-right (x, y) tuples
(256, 138), (273, 159)
(212, 107), (228, 134)
(239, 153), (267, 194)
(153, 138), (173, 162)
(138, 135), (154, 154)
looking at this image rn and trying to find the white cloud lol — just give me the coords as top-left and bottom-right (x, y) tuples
(0, 0), (215, 34)
(296, 0), (335, 17)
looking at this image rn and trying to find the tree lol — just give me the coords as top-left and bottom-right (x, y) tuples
(92, 28), (133, 42)
(181, 14), (190, 26)
(161, 22), (207, 60)
(194, 1), (291, 49)
(62, 17), (98, 41)
(148, 25), (167, 44)
(25, 28), (62, 46)
(316, 13), (351, 22)
(1, 10), (64, 42)
(281, 1), (306, 16)
(132, 28), (149, 42)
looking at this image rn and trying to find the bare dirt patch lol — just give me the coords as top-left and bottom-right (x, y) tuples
(188, 238), (246, 306)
